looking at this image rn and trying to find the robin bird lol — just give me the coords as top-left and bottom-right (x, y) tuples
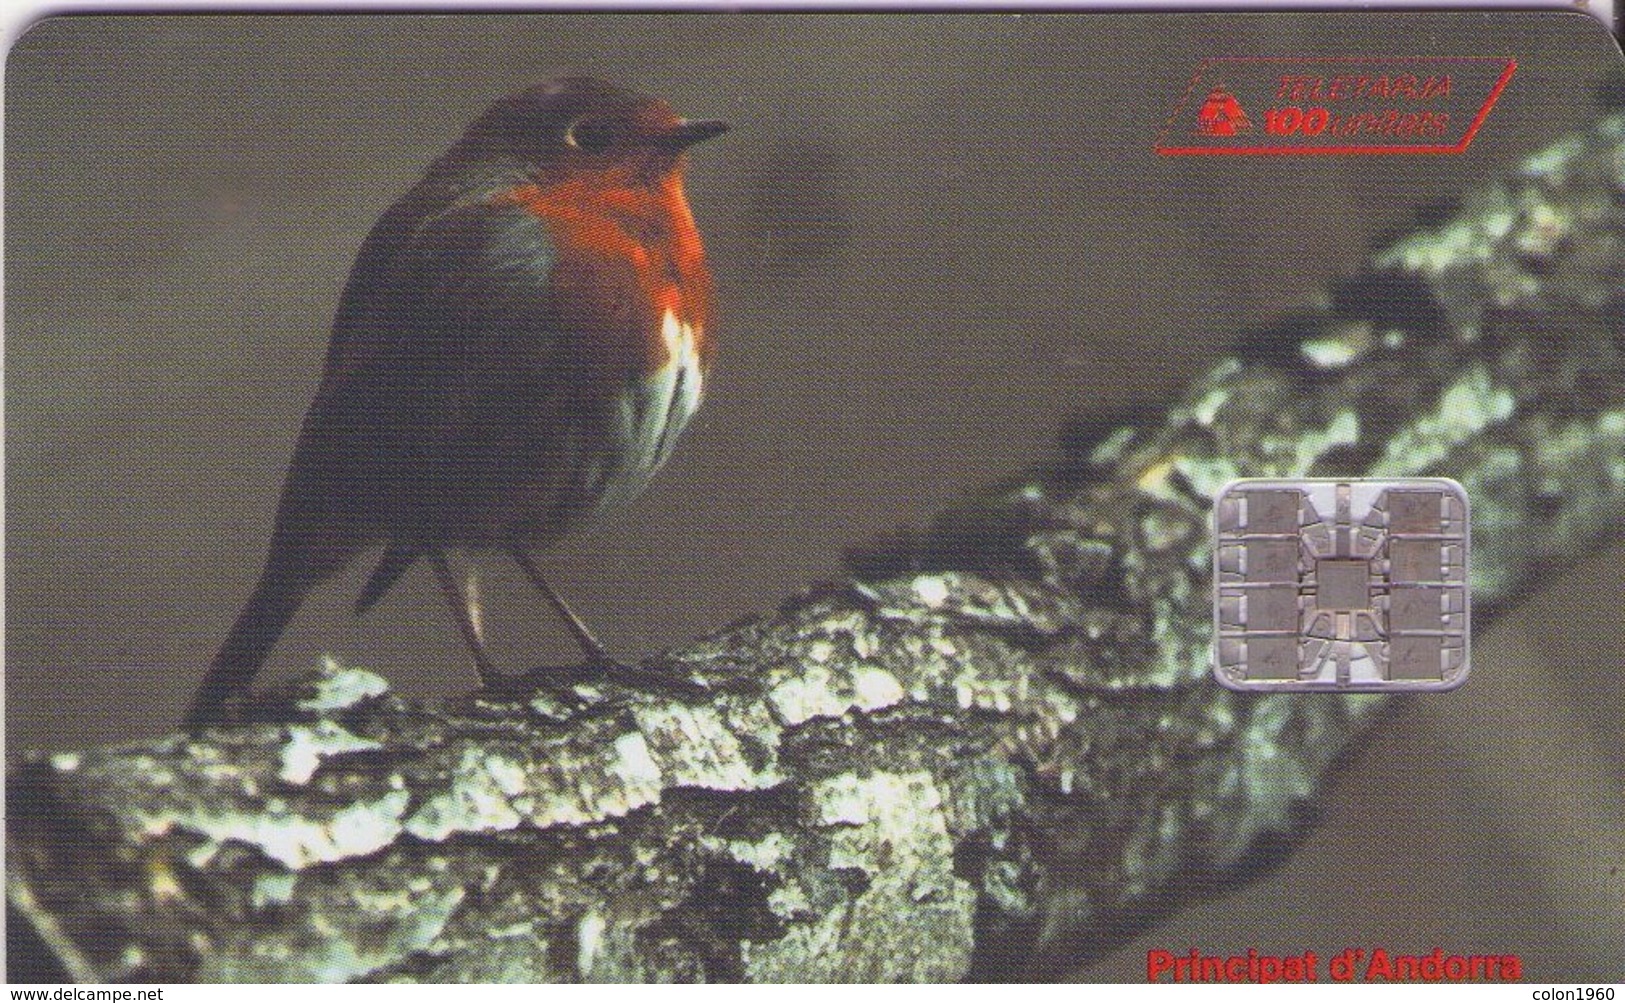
(185, 78), (727, 729)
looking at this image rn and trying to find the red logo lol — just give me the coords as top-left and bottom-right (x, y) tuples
(1156, 57), (1516, 155)
(1195, 86), (1252, 136)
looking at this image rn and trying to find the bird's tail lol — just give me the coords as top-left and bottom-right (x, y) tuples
(184, 563), (323, 730)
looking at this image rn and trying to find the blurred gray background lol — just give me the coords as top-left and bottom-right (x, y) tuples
(7, 12), (1623, 980)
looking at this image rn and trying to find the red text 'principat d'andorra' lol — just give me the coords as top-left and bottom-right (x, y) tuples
(1147, 947), (1525, 983)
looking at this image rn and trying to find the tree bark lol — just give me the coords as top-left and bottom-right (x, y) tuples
(10, 113), (1625, 983)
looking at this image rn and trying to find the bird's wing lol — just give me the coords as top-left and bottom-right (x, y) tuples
(268, 189), (577, 564)
(311, 176), (550, 402)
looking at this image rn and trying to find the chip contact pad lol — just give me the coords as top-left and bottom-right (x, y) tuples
(1213, 478), (1470, 691)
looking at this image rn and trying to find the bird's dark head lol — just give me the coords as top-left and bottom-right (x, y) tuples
(455, 77), (728, 179)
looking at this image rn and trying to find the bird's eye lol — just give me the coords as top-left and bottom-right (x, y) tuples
(563, 116), (616, 152)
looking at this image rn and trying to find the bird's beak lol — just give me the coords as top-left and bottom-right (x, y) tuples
(656, 118), (730, 151)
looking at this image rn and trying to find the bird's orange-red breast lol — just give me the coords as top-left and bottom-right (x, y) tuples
(185, 78), (727, 728)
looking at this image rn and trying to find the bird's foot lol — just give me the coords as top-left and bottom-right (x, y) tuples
(593, 657), (708, 697)
(484, 657), (705, 701)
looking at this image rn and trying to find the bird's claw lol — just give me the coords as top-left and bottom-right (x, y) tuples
(485, 658), (706, 700)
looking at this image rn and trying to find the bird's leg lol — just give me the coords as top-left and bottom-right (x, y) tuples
(507, 547), (704, 697)
(508, 547), (614, 666)
(430, 550), (502, 687)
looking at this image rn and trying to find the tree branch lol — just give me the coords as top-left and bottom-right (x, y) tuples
(10, 114), (1625, 983)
